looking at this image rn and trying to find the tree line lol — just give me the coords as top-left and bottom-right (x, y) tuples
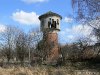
(0, 26), (42, 65)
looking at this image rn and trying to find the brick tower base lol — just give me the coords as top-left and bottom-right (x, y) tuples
(43, 32), (59, 64)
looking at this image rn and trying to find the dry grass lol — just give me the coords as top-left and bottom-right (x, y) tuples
(0, 66), (100, 75)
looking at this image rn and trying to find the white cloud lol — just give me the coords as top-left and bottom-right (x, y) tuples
(64, 17), (73, 23)
(50, 18), (99, 44)
(0, 24), (6, 33)
(59, 24), (96, 44)
(22, 0), (48, 4)
(71, 25), (93, 36)
(63, 24), (93, 37)
(12, 10), (40, 25)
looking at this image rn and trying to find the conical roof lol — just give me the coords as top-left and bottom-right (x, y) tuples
(39, 11), (62, 20)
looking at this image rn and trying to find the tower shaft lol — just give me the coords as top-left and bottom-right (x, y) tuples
(43, 32), (59, 63)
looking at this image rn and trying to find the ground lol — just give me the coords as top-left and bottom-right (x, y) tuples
(0, 64), (100, 75)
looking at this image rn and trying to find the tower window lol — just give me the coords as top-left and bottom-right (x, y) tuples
(52, 19), (54, 22)
(49, 18), (51, 21)
(57, 19), (59, 25)
(54, 21), (56, 28)
(48, 18), (52, 28)
(48, 21), (51, 28)
(51, 19), (54, 28)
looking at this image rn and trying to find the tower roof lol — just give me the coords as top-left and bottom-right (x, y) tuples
(39, 11), (62, 20)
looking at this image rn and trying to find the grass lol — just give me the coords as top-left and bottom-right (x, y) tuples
(0, 65), (100, 75)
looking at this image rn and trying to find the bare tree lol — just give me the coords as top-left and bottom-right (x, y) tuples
(25, 29), (41, 65)
(29, 28), (44, 64)
(0, 26), (20, 63)
(72, 0), (100, 42)
(26, 33), (34, 65)
(15, 31), (28, 64)
(72, 0), (100, 21)
(0, 26), (44, 65)
(71, 1), (100, 60)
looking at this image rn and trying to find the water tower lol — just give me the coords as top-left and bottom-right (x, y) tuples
(39, 11), (62, 64)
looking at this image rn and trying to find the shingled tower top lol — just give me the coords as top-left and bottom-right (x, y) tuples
(39, 11), (62, 20)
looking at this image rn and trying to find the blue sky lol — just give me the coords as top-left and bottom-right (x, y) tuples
(0, 0), (72, 30)
(0, 0), (97, 44)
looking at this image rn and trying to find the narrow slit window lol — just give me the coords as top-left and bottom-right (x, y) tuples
(54, 21), (56, 28)
(57, 19), (59, 25)
(49, 18), (51, 21)
(51, 19), (54, 28)
(48, 18), (51, 28)
(48, 21), (51, 28)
